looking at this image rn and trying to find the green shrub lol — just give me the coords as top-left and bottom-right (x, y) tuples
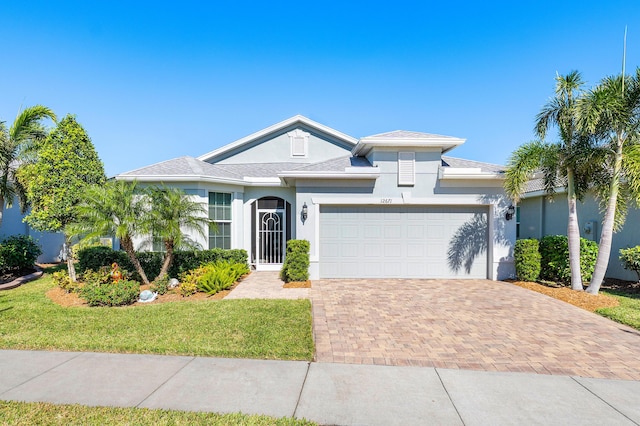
(79, 279), (140, 307)
(197, 264), (235, 295)
(620, 246), (640, 281)
(280, 240), (310, 283)
(150, 275), (171, 295)
(178, 281), (197, 297)
(77, 246), (129, 274)
(539, 235), (598, 285)
(52, 270), (81, 293)
(514, 239), (541, 282)
(0, 235), (42, 274)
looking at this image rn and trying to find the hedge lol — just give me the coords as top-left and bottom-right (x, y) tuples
(620, 246), (640, 281)
(280, 240), (310, 283)
(77, 246), (248, 281)
(514, 239), (541, 282)
(538, 235), (598, 285)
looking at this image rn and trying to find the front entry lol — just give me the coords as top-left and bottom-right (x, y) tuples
(252, 197), (291, 270)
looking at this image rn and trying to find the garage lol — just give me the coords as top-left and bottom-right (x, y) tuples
(319, 205), (489, 279)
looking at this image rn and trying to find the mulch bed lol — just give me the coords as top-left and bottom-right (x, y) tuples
(46, 282), (239, 308)
(283, 280), (311, 288)
(507, 278), (637, 312)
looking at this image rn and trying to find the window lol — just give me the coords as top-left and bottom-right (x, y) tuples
(209, 192), (232, 249)
(516, 206), (521, 238)
(288, 129), (309, 158)
(398, 152), (415, 186)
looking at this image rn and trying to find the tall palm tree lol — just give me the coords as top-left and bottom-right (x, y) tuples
(505, 71), (587, 291)
(578, 68), (640, 294)
(0, 106), (56, 226)
(147, 185), (210, 281)
(71, 180), (151, 284)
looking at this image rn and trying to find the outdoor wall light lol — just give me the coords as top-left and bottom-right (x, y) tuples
(505, 204), (515, 221)
(301, 202), (308, 223)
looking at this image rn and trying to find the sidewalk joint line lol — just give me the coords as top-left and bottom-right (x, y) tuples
(0, 350), (82, 398)
(292, 361), (311, 419)
(570, 376), (640, 426)
(135, 356), (197, 408)
(435, 368), (466, 426)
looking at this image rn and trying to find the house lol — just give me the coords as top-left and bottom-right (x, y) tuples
(116, 115), (516, 280)
(518, 178), (640, 281)
(0, 199), (65, 264)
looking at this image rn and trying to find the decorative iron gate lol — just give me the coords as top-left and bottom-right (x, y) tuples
(257, 210), (285, 266)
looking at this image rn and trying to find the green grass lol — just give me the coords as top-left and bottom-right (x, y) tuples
(0, 400), (317, 425)
(0, 275), (314, 360)
(597, 290), (640, 330)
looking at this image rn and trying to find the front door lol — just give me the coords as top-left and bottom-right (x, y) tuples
(256, 208), (286, 270)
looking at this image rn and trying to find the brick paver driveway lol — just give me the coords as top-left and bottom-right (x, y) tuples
(311, 279), (640, 380)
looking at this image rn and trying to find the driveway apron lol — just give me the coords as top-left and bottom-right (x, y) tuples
(310, 279), (640, 380)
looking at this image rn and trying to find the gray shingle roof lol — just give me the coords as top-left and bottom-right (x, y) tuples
(441, 156), (505, 174)
(291, 155), (373, 172)
(118, 156), (243, 180)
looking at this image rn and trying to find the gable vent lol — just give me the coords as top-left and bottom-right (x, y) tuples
(398, 152), (415, 186)
(288, 129), (309, 158)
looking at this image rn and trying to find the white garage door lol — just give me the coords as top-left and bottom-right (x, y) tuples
(319, 205), (488, 279)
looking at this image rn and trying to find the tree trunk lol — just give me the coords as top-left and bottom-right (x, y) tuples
(120, 236), (150, 285)
(64, 235), (77, 282)
(156, 241), (174, 282)
(566, 169), (583, 290)
(587, 140), (624, 294)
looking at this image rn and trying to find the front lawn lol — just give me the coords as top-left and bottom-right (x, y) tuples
(0, 275), (314, 360)
(0, 401), (316, 425)
(597, 290), (640, 330)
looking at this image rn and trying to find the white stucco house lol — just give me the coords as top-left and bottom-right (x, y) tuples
(116, 115), (516, 280)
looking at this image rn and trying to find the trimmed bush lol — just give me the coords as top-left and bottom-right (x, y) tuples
(150, 275), (170, 295)
(280, 240), (310, 283)
(514, 239), (541, 282)
(79, 279), (140, 307)
(539, 235), (598, 285)
(52, 270), (80, 293)
(620, 246), (640, 281)
(0, 235), (42, 275)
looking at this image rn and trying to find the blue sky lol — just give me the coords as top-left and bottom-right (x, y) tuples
(1, 1), (638, 177)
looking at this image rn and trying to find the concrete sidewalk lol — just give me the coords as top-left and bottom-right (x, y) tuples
(1, 350), (639, 425)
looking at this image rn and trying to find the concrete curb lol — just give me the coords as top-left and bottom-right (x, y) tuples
(0, 267), (44, 291)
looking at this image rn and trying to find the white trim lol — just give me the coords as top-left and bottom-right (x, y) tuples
(487, 204), (494, 280)
(313, 201), (320, 263)
(198, 115), (358, 162)
(116, 174), (283, 187)
(311, 195), (493, 206)
(353, 134), (465, 156)
(278, 171), (379, 179)
(439, 167), (505, 181)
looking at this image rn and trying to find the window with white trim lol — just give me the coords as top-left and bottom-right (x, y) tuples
(209, 192), (232, 249)
(288, 129), (309, 158)
(398, 151), (415, 186)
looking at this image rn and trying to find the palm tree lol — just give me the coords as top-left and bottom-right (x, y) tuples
(505, 71), (588, 291)
(0, 106), (56, 226)
(578, 68), (640, 294)
(71, 180), (151, 284)
(147, 185), (210, 281)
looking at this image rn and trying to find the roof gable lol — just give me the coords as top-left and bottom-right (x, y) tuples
(198, 115), (358, 164)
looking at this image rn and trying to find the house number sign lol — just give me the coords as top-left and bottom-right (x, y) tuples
(380, 198), (393, 204)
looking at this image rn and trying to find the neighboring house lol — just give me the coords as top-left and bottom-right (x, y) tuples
(0, 198), (65, 264)
(116, 115), (516, 280)
(518, 179), (640, 281)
